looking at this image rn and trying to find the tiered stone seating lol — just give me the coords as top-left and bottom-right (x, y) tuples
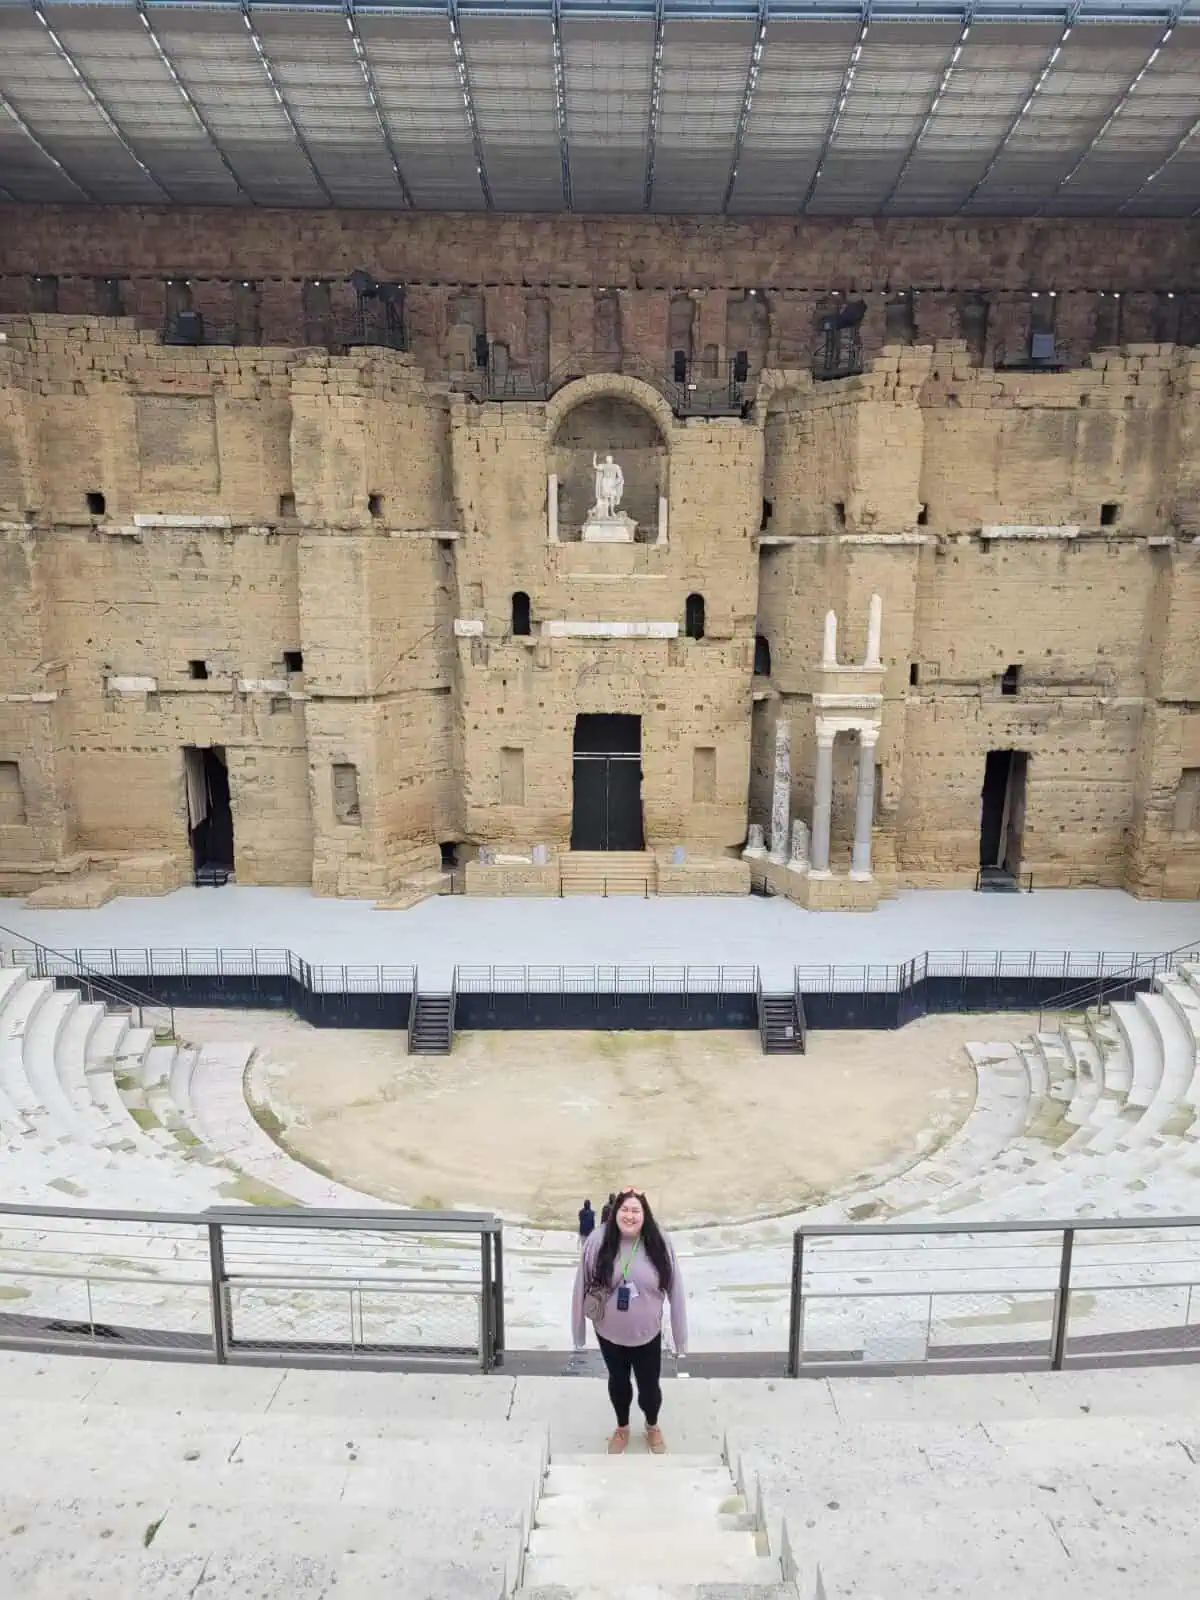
(3, 956), (1200, 1361)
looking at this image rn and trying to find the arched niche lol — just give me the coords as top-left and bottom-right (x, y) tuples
(549, 386), (669, 542)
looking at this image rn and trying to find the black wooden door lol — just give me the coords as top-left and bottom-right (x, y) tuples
(571, 755), (644, 850)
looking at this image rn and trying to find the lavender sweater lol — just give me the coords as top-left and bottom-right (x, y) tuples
(571, 1231), (688, 1354)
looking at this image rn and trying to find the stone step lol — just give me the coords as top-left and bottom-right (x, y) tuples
(522, 1527), (777, 1590)
(0, 974), (53, 1116)
(517, 1588), (799, 1599)
(1112, 1000), (1162, 1111)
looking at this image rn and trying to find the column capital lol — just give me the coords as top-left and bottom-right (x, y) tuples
(858, 726), (880, 749)
(814, 721), (837, 748)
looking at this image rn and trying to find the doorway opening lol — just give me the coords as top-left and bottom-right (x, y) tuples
(183, 745), (235, 884)
(979, 749), (1027, 888)
(571, 714), (644, 851)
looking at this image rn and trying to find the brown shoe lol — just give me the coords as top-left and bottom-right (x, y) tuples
(607, 1426), (630, 1455)
(645, 1426), (667, 1455)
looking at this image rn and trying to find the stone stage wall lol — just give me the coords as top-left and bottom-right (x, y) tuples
(1, 208), (1199, 381)
(1, 213), (1198, 903)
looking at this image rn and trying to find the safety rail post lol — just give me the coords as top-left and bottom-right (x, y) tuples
(479, 1230), (495, 1372)
(1050, 1226), (1075, 1370)
(493, 1227), (506, 1361)
(406, 967), (420, 1054)
(207, 1219), (229, 1363)
(786, 1230), (804, 1377)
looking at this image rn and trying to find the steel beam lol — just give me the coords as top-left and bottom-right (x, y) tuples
(801, 3), (870, 211)
(881, 8), (973, 211)
(550, 0), (573, 208)
(31, 0), (172, 199)
(0, 85), (93, 199)
(1120, 105), (1200, 213)
(959, 4), (1080, 210)
(447, 0), (492, 208)
(345, 0), (414, 207)
(1049, 10), (1181, 203)
(723, 0), (768, 211)
(643, 0), (665, 209)
(240, 0), (334, 204)
(135, 0), (252, 202)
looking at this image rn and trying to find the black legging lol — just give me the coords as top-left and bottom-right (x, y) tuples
(596, 1333), (662, 1428)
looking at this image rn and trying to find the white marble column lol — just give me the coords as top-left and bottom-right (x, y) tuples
(769, 716), (791, 863)
(656, 495), (669, 546)
(810, 726), (835, 875)
(547, 474), (559, 543)
(851, 728), (878, 878)
(865, 592), (883, 668)
(822, 610), (838, 667)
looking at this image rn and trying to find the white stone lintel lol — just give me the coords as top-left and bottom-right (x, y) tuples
(815, 714), (881, 741)
(389, 528), (462, 540)
(133, 514), (232, 530)
(454, 619), (485, 637)
(980, 524), (1081, 541)
(107, 675), (158, 695)
(0, 690), (60, 703)
(238, 678), (288, 694)
(839, 532), (931, 546)
(813, 694), (883, 714)
(540, 620), (679, 639)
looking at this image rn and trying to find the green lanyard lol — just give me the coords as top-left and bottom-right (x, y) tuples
(618, 1237), (640, 1284)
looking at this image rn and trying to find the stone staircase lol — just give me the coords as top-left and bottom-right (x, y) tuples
(559, 852), (658, 897)
(517, 1450), (798, 1599)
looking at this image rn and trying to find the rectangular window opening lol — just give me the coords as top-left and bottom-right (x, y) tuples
(693, 747), (716, 804)
(909, 662), (920, 687)
(283, 651), (303, 673)
(1100, 501), (1120, 526)
(188, 660), (209, 681)
(332, 762), (362, 825)
(0, 760), (27, 826)
(1001, 664), (1021, 697)
(500, 746), (525, 807)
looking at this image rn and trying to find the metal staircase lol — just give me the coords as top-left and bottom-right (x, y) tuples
(757, 987), (806, 1055)
(407, 976), (455, 1055)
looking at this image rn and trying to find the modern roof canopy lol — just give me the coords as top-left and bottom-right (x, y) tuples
(1, 0), (1198, 216)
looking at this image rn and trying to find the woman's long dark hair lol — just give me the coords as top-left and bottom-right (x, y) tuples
(587, 1189), (673, 1296)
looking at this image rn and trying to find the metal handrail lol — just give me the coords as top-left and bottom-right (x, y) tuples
(794, 974), (808, 1053)
(1036, 938), (1200, 1029)
(406, 966), (420, 1055)
(0, 921), (174, 1036)
(755, 973), (767, 1052)
(560, 875), (651, 898)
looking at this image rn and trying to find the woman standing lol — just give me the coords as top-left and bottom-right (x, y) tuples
(571, 1188), (688, 1454)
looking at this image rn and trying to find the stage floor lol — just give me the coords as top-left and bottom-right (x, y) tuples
(1, 885), (1197, 986)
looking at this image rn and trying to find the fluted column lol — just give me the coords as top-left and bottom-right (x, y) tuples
(769, 715), (791, 863)
(810, 726), (835, 874)
(851, 728), (878, 878)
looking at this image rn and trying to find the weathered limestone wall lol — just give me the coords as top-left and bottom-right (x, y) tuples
(1, 303), (1198, 901)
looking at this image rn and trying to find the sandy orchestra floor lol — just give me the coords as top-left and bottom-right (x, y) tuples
(177, 1010), (1042, 1228)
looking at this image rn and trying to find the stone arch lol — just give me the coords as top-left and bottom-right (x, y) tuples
(546, 373), (675, 443)
(549, 378), (671, 541)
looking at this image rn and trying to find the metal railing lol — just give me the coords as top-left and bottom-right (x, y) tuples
(0, 1202), (503, 1371)
(974, 867), (1035, 892)
(560, 875), (652, 898)
(450, 351), (752, 417)
(794, 972), (809, 1052)
(406, 966), (421, 1055)
(786, 1215), (1200, 1377)
(454, 964), (758, 996)
(1036, 938), (1200, 1029)
(0, 922), (175, 1037)
(5, 1199), (1200, 1379)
